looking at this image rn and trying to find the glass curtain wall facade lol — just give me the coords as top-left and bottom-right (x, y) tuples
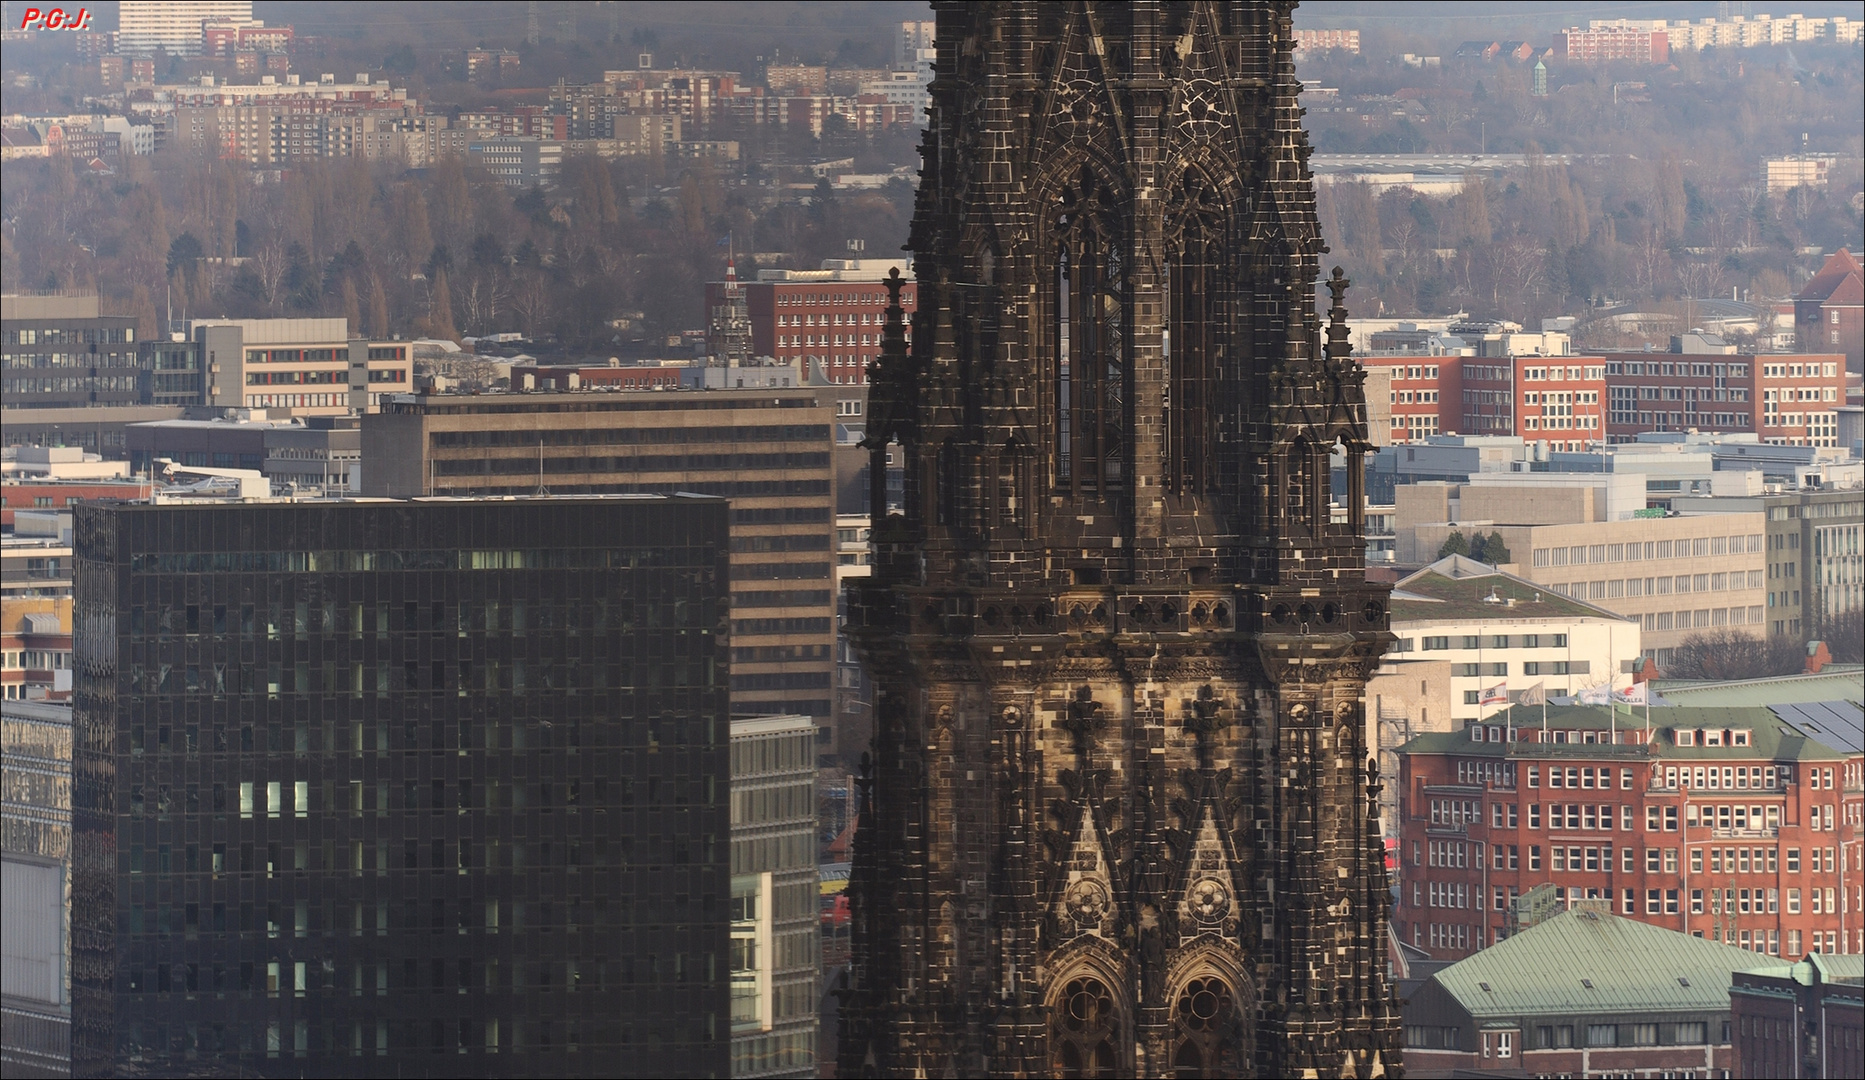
(727, 713), (819, 1078)
(70, 496), (731, 1078)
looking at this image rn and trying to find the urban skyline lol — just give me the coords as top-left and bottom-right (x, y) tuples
(2, 2), (1862, 1079)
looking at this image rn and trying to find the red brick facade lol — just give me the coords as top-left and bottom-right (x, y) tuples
(1397, 707), (1864, 964)
(1356, 351), (1848, 447)
(0, 480), (153, 527)
(704, 276), (917, 386)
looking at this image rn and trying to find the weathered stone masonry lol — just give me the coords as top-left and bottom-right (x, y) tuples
(839, 4), (1401, 1077)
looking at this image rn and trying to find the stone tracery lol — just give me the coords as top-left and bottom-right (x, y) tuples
(840, 5), (1400, 1076)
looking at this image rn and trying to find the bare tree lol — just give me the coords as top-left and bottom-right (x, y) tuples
(509, 273), (552, 339)
(1674, 260), (1720, 303)
(251, 235), (286, 309)
(1493, 234), (1545, 316)
(1665, 629), (1806, 681)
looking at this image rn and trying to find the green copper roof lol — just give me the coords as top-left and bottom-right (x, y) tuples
(1653, 667), (1864, 709)
(1432, 907), (1778, 1019)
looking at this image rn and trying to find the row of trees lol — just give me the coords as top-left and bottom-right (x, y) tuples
(1436, 531), (1514, 566)
(1314, 151), (1859, 331)
(3, 149), (915, 352)
(1664, 611), (1863, 680)
(1303, 39), (1863, 327)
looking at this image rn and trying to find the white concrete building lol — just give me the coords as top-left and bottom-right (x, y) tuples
(117, 1), (254, 56)
(1390, 555), (1641, 723)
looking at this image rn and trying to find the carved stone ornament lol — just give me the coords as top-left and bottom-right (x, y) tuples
(1182, 684), (1229, 738)
(1065, 878), (1112, 927)
(1188, 877), (1231, 922)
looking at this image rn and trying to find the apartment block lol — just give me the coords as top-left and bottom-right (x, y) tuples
(117, 1), (254, 56)
(1555, 21), (1671, 64)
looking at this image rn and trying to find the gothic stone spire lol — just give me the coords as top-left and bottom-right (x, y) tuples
(842, 5), (1401, 1076)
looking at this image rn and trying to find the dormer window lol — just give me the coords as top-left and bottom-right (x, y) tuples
(1731, 730), (1750, 747)
(1674, 730), (1695, 747)
(1703, 730), (1723, 747)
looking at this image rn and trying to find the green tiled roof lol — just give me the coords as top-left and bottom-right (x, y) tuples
(1433, 907), (1778, 1019)
(1391, 556), (1633, 625)
(1398, 704), (1848, 762)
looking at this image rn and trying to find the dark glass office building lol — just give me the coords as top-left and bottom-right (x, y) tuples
(71, 496), (731, 1078)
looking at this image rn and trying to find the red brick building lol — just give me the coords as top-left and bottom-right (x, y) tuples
(1357, 351), (1847, 447)
(1359, 354), (1605, 450)
(1359, 357), (1452, 442)
(704, 263), (917, 386)
(1396, 704), (1864, 964)
(0, 480), (153, 528)
(1795, 249), (1863, 373)
(1599, 351), (1847, 445)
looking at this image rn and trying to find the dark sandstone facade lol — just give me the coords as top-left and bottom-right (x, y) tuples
(839, 3), (1400, 1077)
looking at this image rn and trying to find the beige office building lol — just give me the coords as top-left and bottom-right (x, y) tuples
(1399, 480), (1764, 664)
(362, 390), (838, 737)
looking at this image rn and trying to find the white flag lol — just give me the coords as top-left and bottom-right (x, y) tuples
(1481, 681), (1508, 705)
(1613, 683), (1648, 705)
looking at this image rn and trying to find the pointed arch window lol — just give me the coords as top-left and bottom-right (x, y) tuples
(1169, 976), (1243, 1077)
(1050, 974), (1121, 1078)
(1054, 173), (1127, 494)
(1286, 435), (1319, 539)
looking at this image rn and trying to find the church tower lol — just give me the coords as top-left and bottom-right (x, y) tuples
(840, 3), (1401, 1077)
